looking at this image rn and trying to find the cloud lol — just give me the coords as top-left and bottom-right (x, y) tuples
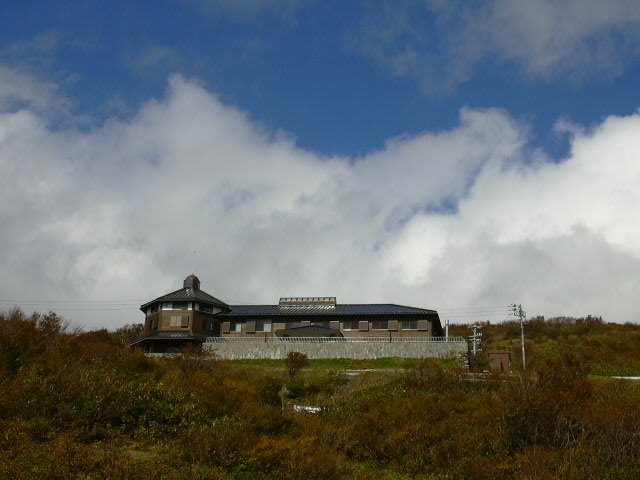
(0, 65), (69, 115)
(126, 46), (184, 76)
(0, 71), (639, 328)
(2, 30), (61, 63)
(350, 0), (640, 90)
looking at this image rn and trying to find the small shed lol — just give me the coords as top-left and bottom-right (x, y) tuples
(487, 351), (511, 374)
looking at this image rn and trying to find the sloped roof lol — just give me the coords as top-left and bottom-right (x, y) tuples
(218, 304), (437, 316)
(140, 286), (229, 311)
(276, 325), (343, 337)
(130, 331), (208, 346)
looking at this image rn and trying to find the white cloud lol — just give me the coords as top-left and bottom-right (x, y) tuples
(465, 0), (640, 77)
(126, 46), (184, 76)
(0, 72), (639, 328)
(0, 65), (68, 115)
(2, 30), (61, 63)
(352, 0), (640, 89)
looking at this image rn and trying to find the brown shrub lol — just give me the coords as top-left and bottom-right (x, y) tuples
(286, 351), (309, 379)
(501, 352), (592, 450)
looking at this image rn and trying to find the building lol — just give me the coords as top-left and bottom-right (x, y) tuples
(487, 351), (511, 374)
(132, 275), (444, 353)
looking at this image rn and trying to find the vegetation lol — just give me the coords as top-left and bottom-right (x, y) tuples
(228, 357), (458, 370)
(285, 351), (310, 379)
(451, 315), (640, 376)
(2, 308), (640, 479)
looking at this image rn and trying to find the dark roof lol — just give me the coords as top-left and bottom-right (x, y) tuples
(218, 304), (437, 316)
(130, 331), (208, 346)
(276, 325), (343, 337)
(140, 286), (229, 311)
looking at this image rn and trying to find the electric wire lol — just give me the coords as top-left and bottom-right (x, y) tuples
(0, 299), (521, 319)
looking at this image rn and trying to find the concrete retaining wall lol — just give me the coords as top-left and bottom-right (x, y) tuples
(204, 341), (467, 360)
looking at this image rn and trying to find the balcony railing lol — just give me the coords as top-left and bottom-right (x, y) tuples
(206, 336), (466, 343)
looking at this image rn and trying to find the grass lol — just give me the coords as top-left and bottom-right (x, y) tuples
(225, 357), (459, 371)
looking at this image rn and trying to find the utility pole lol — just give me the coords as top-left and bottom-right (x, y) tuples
(511, 304), (526, 370)
(470, 323), (482, 356)
(468, 323), (483, 371)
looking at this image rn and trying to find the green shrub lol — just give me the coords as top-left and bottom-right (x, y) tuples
(250, 407), (294, 435)
(285, 351), (309, 379)
(259, 375), (284, 406)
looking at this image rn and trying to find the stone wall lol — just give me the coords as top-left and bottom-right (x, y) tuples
(204, 340), (467, 360)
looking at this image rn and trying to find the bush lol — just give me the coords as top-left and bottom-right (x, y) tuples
(501, 352), (592, 450)
(405, 359), (469, 393)
(181, 419), (255, 469)
(285, 370), (347, 400)
(4, 307), (640, 479)
(260, 376), (284, 406)
(285, 351), (309, 379)
(250, 407), (294, 435)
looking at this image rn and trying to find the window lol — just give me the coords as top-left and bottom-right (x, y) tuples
(285, 321), (302, 329)
(372, 320), (388, 330)
(199, 303), (214, 313)
(203, 318), (214, 331)
(172, 302), (188, 310)
(256, 320), (272, 332)
(402, 320), (418, 330)
(170, 315), (189, 328)
(342, 321), (359, 330)
(231, 321), (242, 333)
(311, 321), (329, 328)
(147, 304), (158, 316)
(151, 317), (158, 330)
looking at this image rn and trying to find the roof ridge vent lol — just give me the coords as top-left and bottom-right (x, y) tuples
(279, 297), (336, 309)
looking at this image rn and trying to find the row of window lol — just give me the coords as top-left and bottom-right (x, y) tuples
(229, 320), (272, 332)
(338, 320), (419, 330)
(149, 315), (216, 332)
(147, 302), (216, 315)
(148, 317), (423, 332)
(226, 320), (422, 332)
(150, 315), (190, 330)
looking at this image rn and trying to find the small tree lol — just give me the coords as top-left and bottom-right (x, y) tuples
(112, 323), (144, 345)
(38, 311), (69, 338)
(286, 351), (309, 379)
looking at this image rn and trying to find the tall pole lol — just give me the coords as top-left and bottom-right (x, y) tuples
(518, 304), (526, 370)
(445, 319), (449, 341)
(473, 326), (477, 355)
(470, 323), (481, 356)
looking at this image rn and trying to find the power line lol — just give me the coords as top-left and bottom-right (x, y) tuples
(437, 304), (513, 311)
(0, 299), (145, 304)
(0, 304), (140, 312)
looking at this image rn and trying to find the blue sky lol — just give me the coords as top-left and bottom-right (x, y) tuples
(1, 0), (640, 327)
(3, 0), (639, 156)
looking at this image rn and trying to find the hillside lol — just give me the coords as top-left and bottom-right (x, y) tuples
(450, 315), (640, 376)
(2, 308), (640, 479)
